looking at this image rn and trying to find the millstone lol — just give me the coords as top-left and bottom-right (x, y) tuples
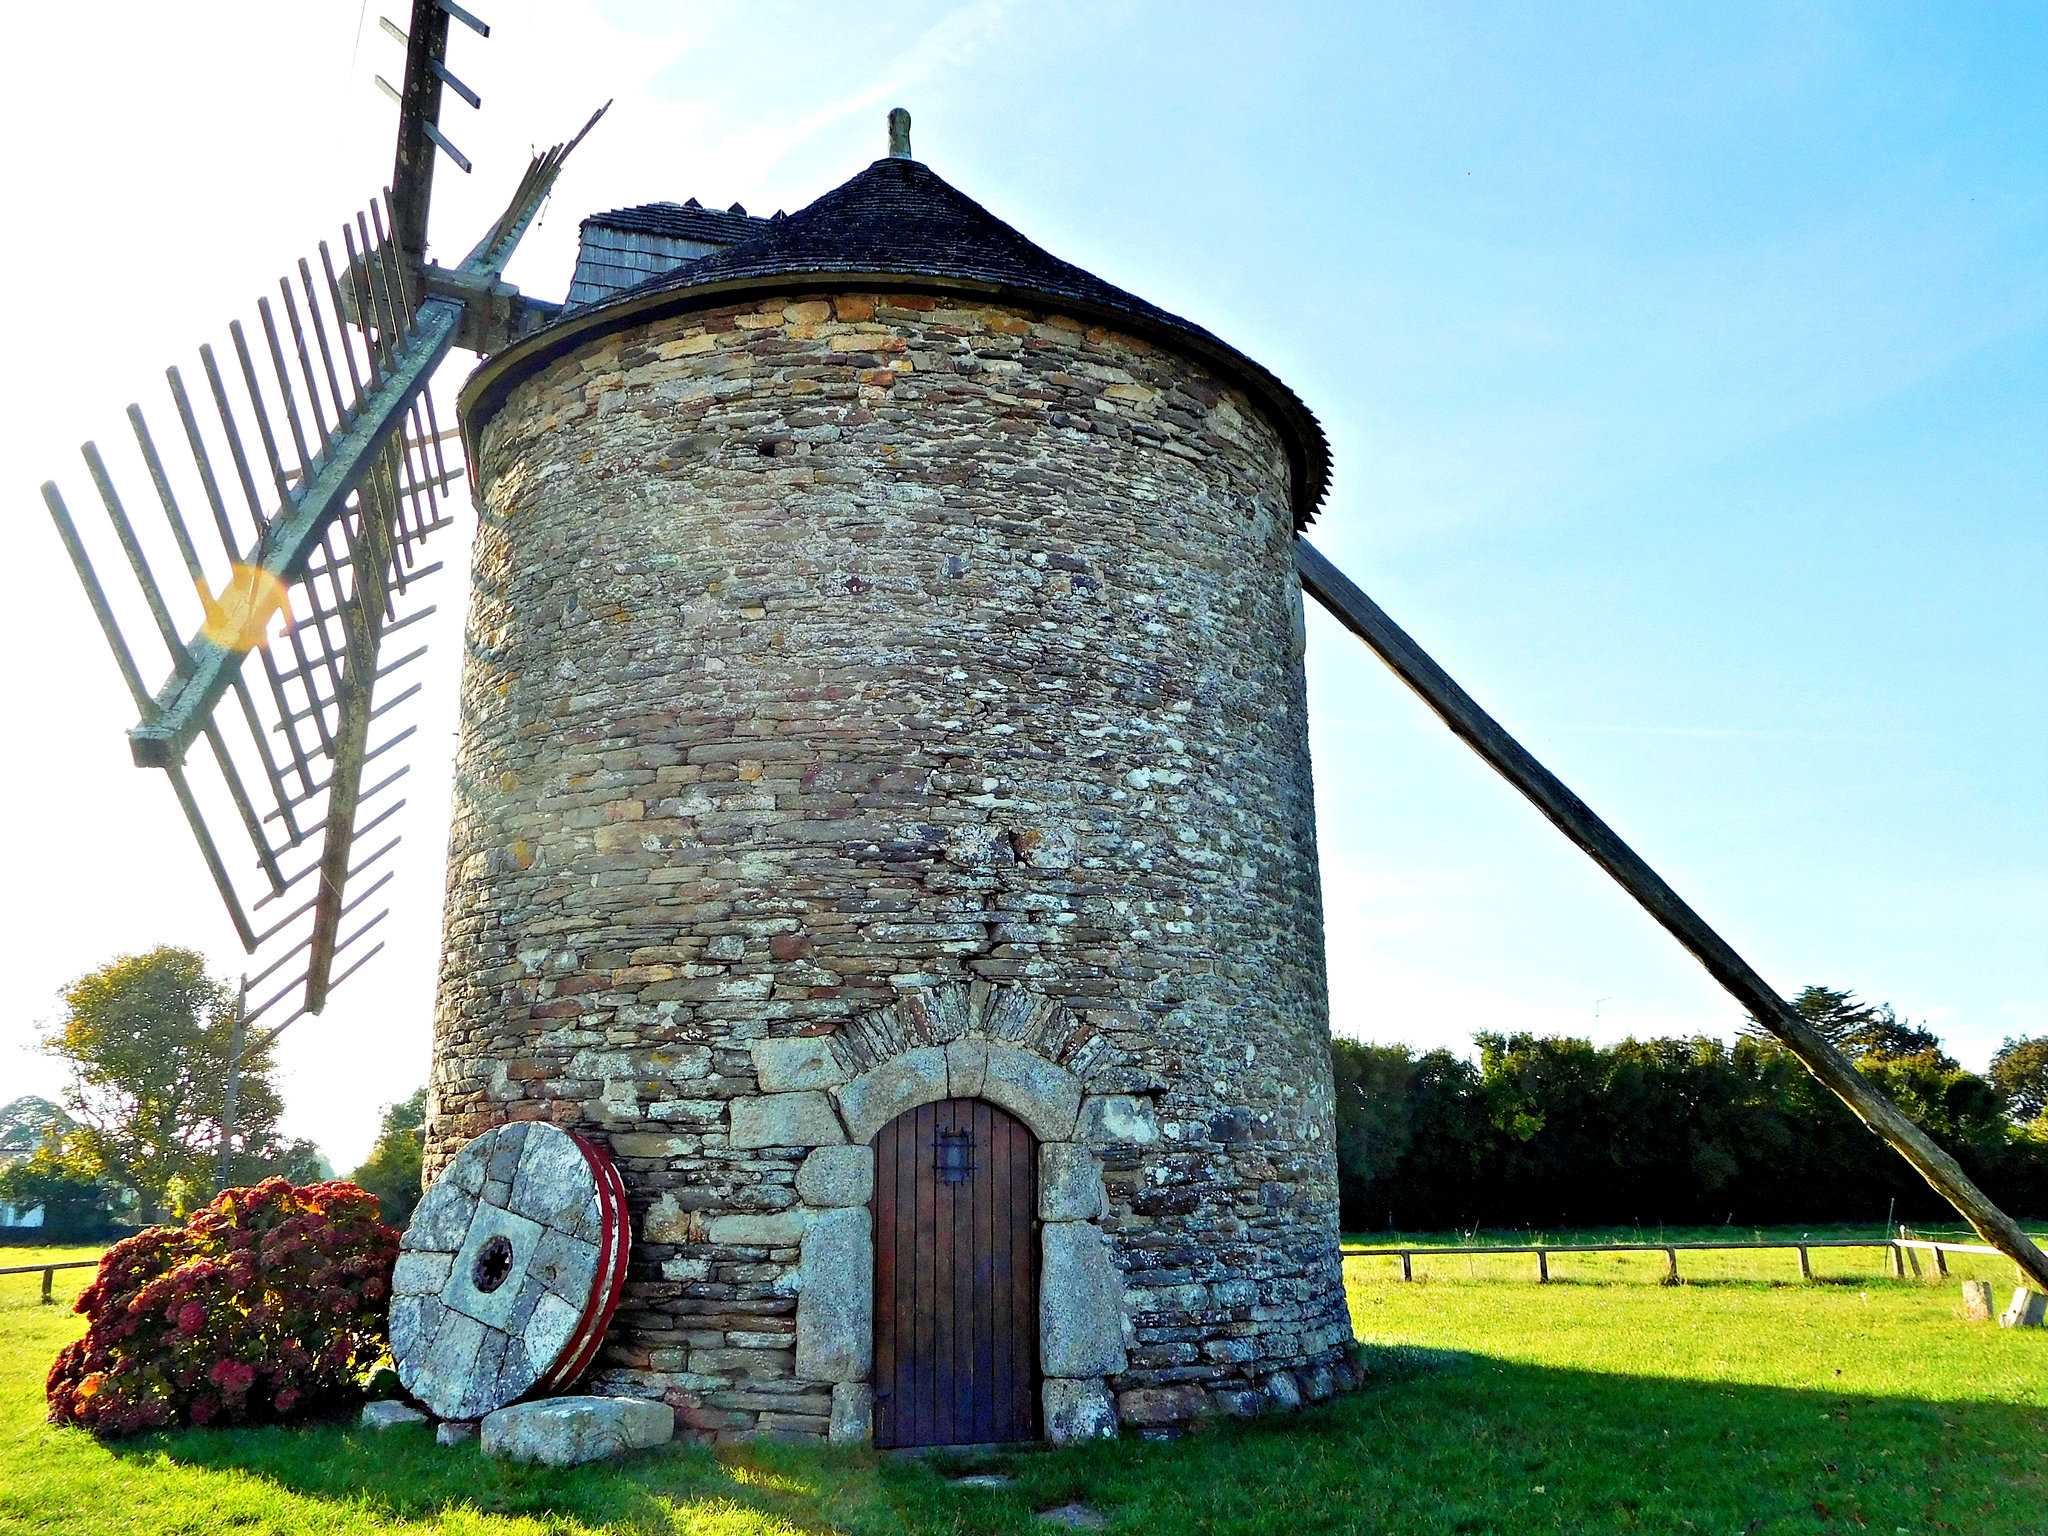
(391, 1123), (629, 1420)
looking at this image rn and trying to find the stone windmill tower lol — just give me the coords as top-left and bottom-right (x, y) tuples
(47, 43), (2048, 1447)
(438, 110), (1354, 1446)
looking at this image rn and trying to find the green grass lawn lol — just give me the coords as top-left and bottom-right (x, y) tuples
(3, 1238), (2043, 1534)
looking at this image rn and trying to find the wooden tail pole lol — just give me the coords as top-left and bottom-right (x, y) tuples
(1295, 538), (2048, 1293)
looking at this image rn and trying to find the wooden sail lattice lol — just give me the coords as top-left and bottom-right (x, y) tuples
(43, 196), (461, 1045)
(40, 0), (600, 1052)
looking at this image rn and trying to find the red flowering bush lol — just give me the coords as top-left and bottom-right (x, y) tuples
(46, 1178), (399, 1437)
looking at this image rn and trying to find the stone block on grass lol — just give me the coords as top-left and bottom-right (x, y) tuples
(481, 1396), (675, 1465)
(1961, 1279), (1994, 1322)
(361, 1400), (428, 1430)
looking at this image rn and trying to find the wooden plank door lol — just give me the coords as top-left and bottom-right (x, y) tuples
(872, 1097), (1039, 1447)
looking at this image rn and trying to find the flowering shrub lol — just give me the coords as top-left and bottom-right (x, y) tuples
(46, 1178), (399, 1437)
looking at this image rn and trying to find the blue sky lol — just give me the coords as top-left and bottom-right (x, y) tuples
(2, 2), (2040, 1167)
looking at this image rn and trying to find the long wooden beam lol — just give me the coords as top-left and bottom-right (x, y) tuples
(1295, 537), (2048, 1292)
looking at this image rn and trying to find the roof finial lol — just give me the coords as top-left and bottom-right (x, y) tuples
(887, 107), (913, 160)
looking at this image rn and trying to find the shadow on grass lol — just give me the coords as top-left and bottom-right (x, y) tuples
(115, 1345), (2048, 1535)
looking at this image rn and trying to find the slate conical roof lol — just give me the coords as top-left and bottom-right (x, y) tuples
(464, 155), (1329, 521)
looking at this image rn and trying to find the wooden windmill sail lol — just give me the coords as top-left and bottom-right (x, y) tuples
(39, 0), (601, 1060)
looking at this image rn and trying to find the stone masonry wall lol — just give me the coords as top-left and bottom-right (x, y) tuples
(437, 289), (1355, 1441)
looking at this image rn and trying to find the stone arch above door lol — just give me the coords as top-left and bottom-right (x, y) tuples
(733, 981), (1163, 1155)
(722, 983), (1135, 1446)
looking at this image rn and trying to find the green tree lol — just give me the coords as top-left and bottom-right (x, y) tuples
(1744, 985), (1948, 1063)
(1990, 1037), (2048, 1123)
(41, 947), (297, 1221)
(1330, 1041), (1418, 1188)
(349, 1087), (427, 1227)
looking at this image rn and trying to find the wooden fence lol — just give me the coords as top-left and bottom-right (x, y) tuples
(1342, 1236), (2019, 1285)
(0, 1259), (99, 1304)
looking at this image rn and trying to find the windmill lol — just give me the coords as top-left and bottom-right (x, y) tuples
(37, 0), (602, 1178)
(36, 13), (2047, 1310)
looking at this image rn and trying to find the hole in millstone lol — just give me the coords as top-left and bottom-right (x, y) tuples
(472, 1234), (516, 1294)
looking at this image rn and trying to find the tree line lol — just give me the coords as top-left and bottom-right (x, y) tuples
(1332, 987), (2048, 1232)
(12, 951), (2048, 1240)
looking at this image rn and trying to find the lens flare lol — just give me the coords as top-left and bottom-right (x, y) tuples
(197, 565), (290, 652)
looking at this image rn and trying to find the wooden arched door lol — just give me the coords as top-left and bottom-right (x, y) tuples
(872, 1097), (1039, 1447)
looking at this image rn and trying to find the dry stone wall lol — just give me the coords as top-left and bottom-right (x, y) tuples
(439, 289), (1354, 1441)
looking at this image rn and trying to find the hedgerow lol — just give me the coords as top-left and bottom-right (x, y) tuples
(46, 1178), (398, 1437)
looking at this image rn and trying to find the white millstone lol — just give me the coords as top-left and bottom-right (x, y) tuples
(480, 1396), (675, 1466)
(834, 1048), (950, 1143)
(361, 1400), (428, 1430)
(981, 1045), (1082, 1140)
(1038, 1143), (1106, 1221)
(796, 1145), (875, 1207)
(752, 1035), (850, 1093)
(828, 1381), (873, 1445)
(730, 1091), (848, 1149)
(796, 1207), (873, 1383)
(1040, 1221), (1128, 1377)
(1076, 1094), (1159, 1146)
(394, 1122), (616, 1422)
(1041, 1377), (1118, 1444)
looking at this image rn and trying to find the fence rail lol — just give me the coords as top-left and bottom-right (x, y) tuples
(1342, 1236), (2024, 1285)
(0, 1259), (100, 1304)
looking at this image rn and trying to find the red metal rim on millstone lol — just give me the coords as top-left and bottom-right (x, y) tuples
(532, 1130), (631, 1395)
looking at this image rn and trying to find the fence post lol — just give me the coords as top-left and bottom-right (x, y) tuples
(1664, 1248), (1679, 1285)
(1889, 1244), (1905, 1279)
(1932, 1246), (1948, 1279)
(1797, 1246), (1811, 1281)
(1537, 1249), (1549, 1284)
(1400, 1252), (1412, 1282)
(41, 1267), (54, 1304)
(1904, 1246), (1923, 1280)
